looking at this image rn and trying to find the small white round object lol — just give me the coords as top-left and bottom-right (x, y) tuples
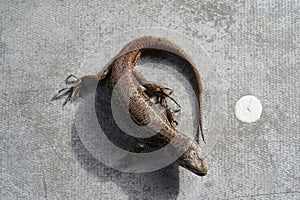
(235, 95), (262, 123)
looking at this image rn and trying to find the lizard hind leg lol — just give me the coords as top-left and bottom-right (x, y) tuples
(132, 70), (181, 110)
(143, 83), (181, 110)
(51, 74), (82, 106)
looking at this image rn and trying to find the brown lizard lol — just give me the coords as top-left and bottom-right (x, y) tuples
(52, 36), (207, 176)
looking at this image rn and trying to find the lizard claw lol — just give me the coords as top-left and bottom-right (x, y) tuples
(143, 83), (181, 110)
(65, 74), (80, 84)
(51, 74), (81, 106)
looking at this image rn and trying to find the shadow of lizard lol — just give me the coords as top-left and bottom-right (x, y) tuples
(70, 70), (180, 200)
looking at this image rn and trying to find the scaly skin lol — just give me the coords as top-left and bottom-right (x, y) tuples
(114, 36), (205, 143)
(54, 36), (207, 176)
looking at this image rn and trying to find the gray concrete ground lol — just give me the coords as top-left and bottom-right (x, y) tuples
(1, 0), (299, 199)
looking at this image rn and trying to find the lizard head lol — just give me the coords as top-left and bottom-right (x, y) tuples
(177, 141), (207, 176)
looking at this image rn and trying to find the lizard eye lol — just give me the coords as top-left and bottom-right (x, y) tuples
(191, 151), (197, 158)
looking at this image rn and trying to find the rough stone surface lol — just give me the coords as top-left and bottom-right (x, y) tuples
(1, 0), (299, 199)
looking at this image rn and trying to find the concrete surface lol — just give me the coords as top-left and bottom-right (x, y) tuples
(1, 0), (299, 199)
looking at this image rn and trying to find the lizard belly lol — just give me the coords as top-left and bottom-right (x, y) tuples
(128, 90), (152, 126)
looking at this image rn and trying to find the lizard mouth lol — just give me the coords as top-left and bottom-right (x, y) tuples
(178, 156), (208, 176)
(186, 159), (207, 176)
(194, 161), (207, 176)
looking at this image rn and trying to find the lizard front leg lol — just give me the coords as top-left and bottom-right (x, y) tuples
(165, 107), (179, 129)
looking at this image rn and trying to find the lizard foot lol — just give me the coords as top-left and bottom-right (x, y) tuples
(143, 83), (181, 110)
(165, 107), (179, 128)
(51, 74), (81, 106)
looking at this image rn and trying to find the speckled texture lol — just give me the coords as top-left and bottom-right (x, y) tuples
(1, 0), (299, 199)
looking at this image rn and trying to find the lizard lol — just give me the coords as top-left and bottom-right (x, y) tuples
(52, 36), (207, 176)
